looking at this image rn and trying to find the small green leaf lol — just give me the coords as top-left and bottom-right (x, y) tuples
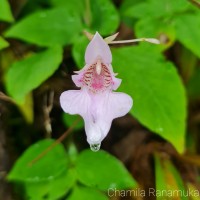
(7, 139), (68, 182)
(25, 169), (76, 200)
(5, 8), (82, 46)
(6, 46), (63, 104)
(175, 14), (200, 59)
(90, 0), (119, 35)
(0, 0), (14, 22)
(68, 186), (109, 200)
(112, 45), (186, 153)
(76, 150), (136, 190)
(0, 36), (9, 50)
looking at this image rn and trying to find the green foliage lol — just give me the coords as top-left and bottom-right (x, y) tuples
(121, 0), (199, 55)
(7, 139), (69, 182)
(112, 44), (187, 153)
(0, 0), (14, 22)
(2, 0), (200, 199)
(6, 46), (63, 104)
(8, 140), (135, 200)
(4, 8), (82, 47)
(76, 150), (136, 190)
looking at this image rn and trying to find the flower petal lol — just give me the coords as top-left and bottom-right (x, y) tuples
(112, 77), (121, 90)
(85, 91), (133, 145)
(60, 89), (91, 116)
(85, 32), (112, 64)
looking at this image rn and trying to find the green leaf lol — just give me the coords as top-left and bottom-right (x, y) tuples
(7, 139), (68, 182)
(175, 14), (200, 59)
(76, 150), (136, 190)
(0, 36), (9, 50)
(4, 8), (82, 46)
(155, 155), (188, 200)
(68, 186), (109, 200)
(90, 0), (119, 35)
(25, 169), (76, 200)
(123, 0), (191, 20)
(0, 0), (14, 22)
(6, 46), (63, 104)
(112, 45), (186, 153)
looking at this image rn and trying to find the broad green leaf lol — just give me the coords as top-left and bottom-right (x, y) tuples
(68, 186), (108, 200)
(76, 150), (136, 190)
(155, 155), (188, 200)
(0, 36), (9, 50)
(0, 0), (14, 22)
(175, 14), (200, 59)
(72, 35), (88, 68)
(6, 46), (63, 104)
(7, 139), (68, 182)
(25, 169), (76, 200)
(90, 0), (119, 35)
(112, 45), (186, 153)
(5, 8), (82, 46)
(123, 0), (191, 19)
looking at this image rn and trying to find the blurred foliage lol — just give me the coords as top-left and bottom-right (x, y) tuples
(1, 0), (200, 200)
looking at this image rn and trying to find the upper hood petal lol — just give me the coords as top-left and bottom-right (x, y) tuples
(85, 32), (112, 64)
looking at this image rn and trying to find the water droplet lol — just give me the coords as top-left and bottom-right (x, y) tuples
(90, 143), (101, 152)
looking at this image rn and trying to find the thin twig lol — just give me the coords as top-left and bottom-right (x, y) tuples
(28, 117), (80, 167)
(43, 90), (54, 137)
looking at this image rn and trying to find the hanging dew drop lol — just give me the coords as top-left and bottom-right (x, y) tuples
(90, 143), (101, 152)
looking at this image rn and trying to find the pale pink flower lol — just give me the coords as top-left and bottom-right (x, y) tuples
(60, 32), (133, 151)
